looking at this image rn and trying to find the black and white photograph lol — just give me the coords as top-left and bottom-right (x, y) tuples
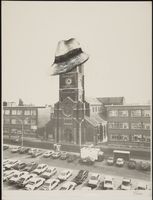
(2, 1), (152, 200)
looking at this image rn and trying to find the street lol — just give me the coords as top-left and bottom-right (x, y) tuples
(3, 144), (151, 191)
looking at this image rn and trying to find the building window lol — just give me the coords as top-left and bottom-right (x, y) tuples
(131, 123), (142, 129)
(12, 110), (17, 115)
(24, 118), (30, 125)
(31, 110), (36, 115)
(118, 110), (128, 117)
(131, 110), (141, 117)
(17, 110), (22, 115)
(143, 123), (150, 130)
(132, 134), (142, 142)
(143, 136), (150, 143)
(4, 110), (10, 115)
(109, 110), (118, 117)
(142, 110), (150, 117)
(111, 135), (129, 141)
(3, 128), (9, 134)
(4, 118), (10, 124)
(31, 119), (36, 125)
(11, 119), (17, 124)
(24, 110), (31, 115)
(108, 122), (129, 129)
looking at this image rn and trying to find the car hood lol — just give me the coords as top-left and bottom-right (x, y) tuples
(104, 183), (113, 188)
(9, 177), (19, 182)
(58, 175), (66, 180)
(25, 185), (35, 190)
(121, 185), (131, 190)
(42, 172), (51, 176)
(88, 180), (98, 185)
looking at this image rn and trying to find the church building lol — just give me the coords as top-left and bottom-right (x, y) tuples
(52, 64), (107, 146)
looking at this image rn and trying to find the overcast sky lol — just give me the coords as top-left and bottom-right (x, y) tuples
(2, 1), (152, 106)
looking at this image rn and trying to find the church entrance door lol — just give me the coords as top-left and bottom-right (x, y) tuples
(64, 128), (73, 143)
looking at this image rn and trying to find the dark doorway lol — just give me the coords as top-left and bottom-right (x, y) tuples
(64, 128), (73, 143)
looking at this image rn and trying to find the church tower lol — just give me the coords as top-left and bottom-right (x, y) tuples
(54, 64), (87, 145)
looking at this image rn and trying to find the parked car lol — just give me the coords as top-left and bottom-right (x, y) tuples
(79, 157), (94, 165)
(25, 177), (45, 190)
(119, 178), (132, 190)
(59, 181), (77, 190)
(40, 167), (57, 179)
(103, 176), (114, 190)
(58, 169), (72, 181)
(67, 154), (77, 163)
(3, 145), (9, 150)
(19, 147), (30, 154)
(43, 151), (54, 158)
(5, 160), (20, 170)
(60, 152), (68, 160)
(139, 161), (151, 171)
(3, 170), (18, 182)
(11, 146), (21, 153)
(28, 148), (37, 155)
(8, 171), (29, 184)
(128, 160), (136, 169)
(13, 161), (27, 170)
(116, 158), (125, 167)
(51, 151), (61, 159)
(23, 162), (38, 172)
(31, 149), (43, 158)
(32, 164), (48, 175)
(16, 173), (37, 188)
(135, 183), (148, 190)
(107, 157), (114, 166)
(39, 179), (60, 190)
(87, 173), (100, 188)
(73, 170), (89, 185)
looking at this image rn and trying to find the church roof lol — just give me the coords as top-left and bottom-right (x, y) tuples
(97, 97), (125, 105)
(85, 114), (107, 127)
(85, 97), (102, 105)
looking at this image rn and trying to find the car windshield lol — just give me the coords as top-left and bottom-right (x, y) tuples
(46, 169), (51, 173)
(44, 183), (50, 187)
(28, 181), (35, 185)
(13, 174), (19, 178)
(105, 180), (112, 184)
(60, 172), (66, 176)
(20, 178), (25, 181)
(138, 186), (145, 190)
(60, 187), (66, 190)
(90, 176), (97, 180)
(37, 166), (42, 169)
(122, 181), (130, 186)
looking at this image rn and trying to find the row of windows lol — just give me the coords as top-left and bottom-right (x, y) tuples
(108, 122), (150, 130)
(4, 118), (36, 125)
(3, 128), (35, 134)
(109, 109), (150, 117)
(92, 106), (101, 113)
(110, 134), (150, 142)
(4, 109), (37, 116)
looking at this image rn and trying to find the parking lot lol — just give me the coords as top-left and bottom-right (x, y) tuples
(3, 145), (151, 191)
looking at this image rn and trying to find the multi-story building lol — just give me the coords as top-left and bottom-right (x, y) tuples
(3, 104), (51, 138)
(106, 104), (151, 147)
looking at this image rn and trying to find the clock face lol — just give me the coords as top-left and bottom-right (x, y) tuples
(65, 78), (72, 85)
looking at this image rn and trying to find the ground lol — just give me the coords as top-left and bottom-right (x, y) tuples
(3, 144), (151, 191)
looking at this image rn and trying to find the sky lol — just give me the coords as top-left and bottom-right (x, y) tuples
(2, 1), (152, 106)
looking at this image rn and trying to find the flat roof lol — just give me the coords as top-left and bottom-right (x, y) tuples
(106, 104), (150, 107)
(113, 150), (130, 154)
(3, 106), (46, 108)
